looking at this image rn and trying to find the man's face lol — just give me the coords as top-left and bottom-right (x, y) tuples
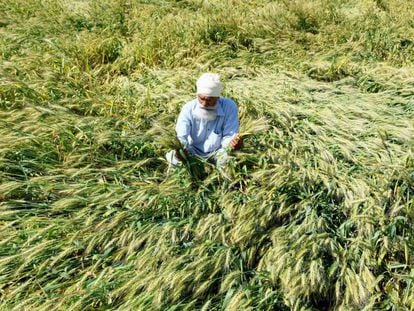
(197, 95), (219, 109)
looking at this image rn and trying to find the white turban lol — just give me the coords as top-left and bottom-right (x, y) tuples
(196, 73), (222, 97)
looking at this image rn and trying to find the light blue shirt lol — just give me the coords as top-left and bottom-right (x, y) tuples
(176, 97), (239, 157)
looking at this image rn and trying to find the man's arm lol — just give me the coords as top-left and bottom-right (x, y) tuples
(220, 102), (239, 149)
(175, 104), (191, 148)
(175, 103), (198, 157)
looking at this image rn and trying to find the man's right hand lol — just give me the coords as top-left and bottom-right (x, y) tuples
(229, 134), (243, 151)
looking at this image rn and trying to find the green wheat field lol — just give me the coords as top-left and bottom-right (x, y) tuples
(0, 0), (413, 310)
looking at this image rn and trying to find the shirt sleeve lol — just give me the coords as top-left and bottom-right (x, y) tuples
(221, 102), (239, 149)
(175, 104), (192, 147)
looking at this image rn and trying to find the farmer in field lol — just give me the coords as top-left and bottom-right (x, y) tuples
(166, 73), (243, 168)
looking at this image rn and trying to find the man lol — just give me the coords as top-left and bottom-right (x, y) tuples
(166, 73), (242, 168)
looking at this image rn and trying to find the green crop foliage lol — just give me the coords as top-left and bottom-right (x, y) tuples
(0, 0), (413, 310)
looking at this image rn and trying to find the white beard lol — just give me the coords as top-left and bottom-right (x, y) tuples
(193, 105), (217, 121)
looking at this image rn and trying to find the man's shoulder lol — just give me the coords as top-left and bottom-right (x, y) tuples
(220, 97), (236, 104)
(181, 99), (198, 111)
(219, 97), (238, 112)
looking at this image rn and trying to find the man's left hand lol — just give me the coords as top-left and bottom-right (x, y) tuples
(229, 135), (243, 150)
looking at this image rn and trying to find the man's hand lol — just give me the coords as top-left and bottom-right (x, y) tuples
(229, 134), (243, 151)
(175, 148), (189, 161)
